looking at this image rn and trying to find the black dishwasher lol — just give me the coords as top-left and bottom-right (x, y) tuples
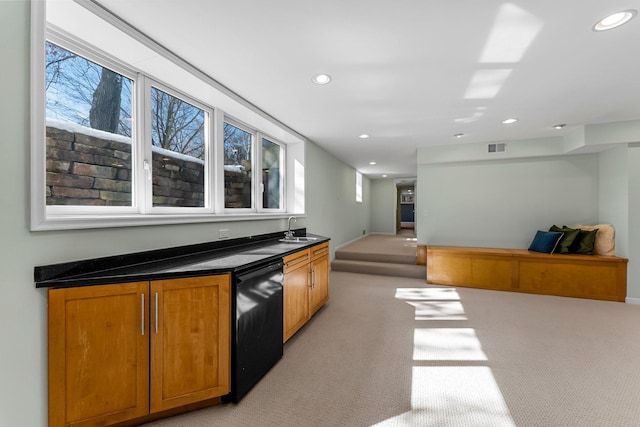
(224, 260), (284, 403)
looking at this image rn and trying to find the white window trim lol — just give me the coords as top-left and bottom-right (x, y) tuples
(258, 134), (286, 213)
(31, 1), (305, 231)
(43, 30), (141, 218)
(222, 117), (256, 214)
(145, 79), (214, 214)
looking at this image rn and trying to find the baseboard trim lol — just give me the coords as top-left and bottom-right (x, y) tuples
(334, 234), (369, 251)
(335, 231), (410, 251)
(625, 297), (640, 305)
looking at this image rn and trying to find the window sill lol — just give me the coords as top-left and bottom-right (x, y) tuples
(31, 212), (306, 231)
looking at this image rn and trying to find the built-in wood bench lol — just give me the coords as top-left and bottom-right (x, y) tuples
(426, 245), (628, 302)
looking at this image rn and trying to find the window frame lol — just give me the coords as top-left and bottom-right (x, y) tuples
(144, 79), (214, 215)
(31, 1), (304, 231)
(222, 117), (256, 213)
(258, 134), (286, 213)
(43, 31), (141, 217)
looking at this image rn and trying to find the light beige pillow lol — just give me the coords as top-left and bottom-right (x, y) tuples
(574, 224), (615, 256)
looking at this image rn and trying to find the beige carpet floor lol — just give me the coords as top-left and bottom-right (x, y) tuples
(144, 272), (640, 427)
(331, 233), (425, 279)
(335, 233), (419, 264)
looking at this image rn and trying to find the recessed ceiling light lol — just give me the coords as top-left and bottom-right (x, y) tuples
(593, 10), (637, 31)
(382, 174), (388, 178)
(454, 133), (464, 138)
(369, 161), (377, 165)
(359, 134), (370, 139)
(502, 118), (518, 125)
(553, 124), (566, 129)
(311, 73), (332, 85)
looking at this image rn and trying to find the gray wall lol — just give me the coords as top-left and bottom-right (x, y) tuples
(417, 155), (600, 248)
(370, 179), (396, 234)
(598, 145), (629, 258)
(304, 141), (371, 252)
(0, 2), (369, 425)
(628, 145), (640, 300)
(416, 145), (640, 300)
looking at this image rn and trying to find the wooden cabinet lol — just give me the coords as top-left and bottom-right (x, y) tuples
(426, 245), (628, 302)
(282, 242), (330, 342)
(283, 249), (310, 342)
(48, 282), (149, 427)
(309, 242), (330, 315)
(150, 277), (231, 413)
(48, 275), (230, 427)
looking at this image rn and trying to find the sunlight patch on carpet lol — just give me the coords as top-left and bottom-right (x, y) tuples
(395, 287), (461, 301)
(414, 328), (487, 361)
(371, 367), (515, 427)
(405, 301), (467, 320)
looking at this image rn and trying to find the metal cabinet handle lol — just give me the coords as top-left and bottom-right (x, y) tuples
(154, 292), (159, 334)
(141, 294), (145, 336)
(313, 247), (328, 256)
(286, 254), (309, 268)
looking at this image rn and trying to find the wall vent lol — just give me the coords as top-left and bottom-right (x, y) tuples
(488, 142), (507, 153)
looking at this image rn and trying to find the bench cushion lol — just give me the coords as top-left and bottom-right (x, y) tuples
(575, 224), (615, 256)
(549, 225), (580, 254)
(528, 230), (563, 253)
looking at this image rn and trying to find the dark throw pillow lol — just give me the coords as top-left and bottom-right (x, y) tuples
(571, 228), (599, 255)
(528, 230), (564, 254)
(549, 225), (581, 254)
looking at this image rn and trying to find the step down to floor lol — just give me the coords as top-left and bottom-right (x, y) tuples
(334, 250), (416, 265)
(331, 259), (426, 279)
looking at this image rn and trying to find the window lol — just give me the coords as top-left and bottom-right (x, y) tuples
(32, 1), (305, 230)
(45, 41), (134, 208)
(261, 137), (283, 210)
(356, 171), (363, 203)
(223, 121), (253, 209)
(150, 86), (208, 208)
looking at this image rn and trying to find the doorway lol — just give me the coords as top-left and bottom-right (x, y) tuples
(395, 179), (416, 234)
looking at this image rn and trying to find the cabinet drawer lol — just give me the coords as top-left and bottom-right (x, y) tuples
(310, 242), (329, 261)
(283, 249), (310, 273)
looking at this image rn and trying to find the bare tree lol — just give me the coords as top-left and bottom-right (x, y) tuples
(46, 42), (209, 159)
(89, 69), (122, 133)
(223, 122), (252, 165)
(151, 88), (205, 159)
(45, 41), (131, 136)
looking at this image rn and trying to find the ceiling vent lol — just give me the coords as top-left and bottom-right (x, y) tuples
(488, 142), (507, 153)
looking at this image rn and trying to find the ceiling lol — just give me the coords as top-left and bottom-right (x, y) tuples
(93, 0), (640, 179)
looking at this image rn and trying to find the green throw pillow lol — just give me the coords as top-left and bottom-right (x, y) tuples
(549, 225), (581, 254)
(570, 228), (598, 255)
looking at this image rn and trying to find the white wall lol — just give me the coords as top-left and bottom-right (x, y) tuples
(627, 144), (640, 300)
(0, 3), (368, 425)
(369, 179), (396, 234)
(304, 141), (371, 254)
(598, 146), (629, 258)
(417, 155), (600, 248)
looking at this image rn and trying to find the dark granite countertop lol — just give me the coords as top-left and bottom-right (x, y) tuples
(35, 228), (330, 288)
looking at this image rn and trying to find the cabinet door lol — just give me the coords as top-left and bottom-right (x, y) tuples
(310, 254), (330, 315)
(283, 263), (310, 342)
(48, 282), (149, 427)
(150, 275), (231, 413)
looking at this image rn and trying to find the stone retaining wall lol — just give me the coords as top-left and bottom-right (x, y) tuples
(46, 126), (134, 206)
(46, 125), (247, 208)
(224, 169), (251, 208)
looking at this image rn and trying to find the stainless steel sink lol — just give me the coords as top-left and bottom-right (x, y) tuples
(278, 237), (319, 243)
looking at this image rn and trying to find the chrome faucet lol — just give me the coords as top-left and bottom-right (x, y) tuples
(285, 216), (297, 240)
